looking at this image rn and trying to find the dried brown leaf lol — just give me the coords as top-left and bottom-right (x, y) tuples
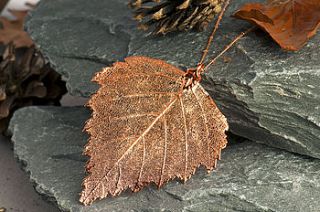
(80, 56), (228, 205)
(233, 0), (320, 51)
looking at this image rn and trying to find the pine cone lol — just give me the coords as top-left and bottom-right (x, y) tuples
(129, 0), (225, 34)
(0, 43), (67, 133)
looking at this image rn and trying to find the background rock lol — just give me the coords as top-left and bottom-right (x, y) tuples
(25, 0), (320, 158)
(8, 106), (320, 212)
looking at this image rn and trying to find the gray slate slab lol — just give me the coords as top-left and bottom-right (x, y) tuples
(8, 106), (320, 212)
(25, 0), (320, 158)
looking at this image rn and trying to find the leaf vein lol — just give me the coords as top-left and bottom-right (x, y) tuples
(179, 95), (188, 178)
(191, 87), (211, 162)
(159, 115), (168, 185)
(138, 137), (146, 183)
(82, 98), (178, 202)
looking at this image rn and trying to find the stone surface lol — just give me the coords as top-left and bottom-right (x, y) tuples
(25, 0), (320, 159)
(8, 106), (320, 212)
(0, 135), (58, 212)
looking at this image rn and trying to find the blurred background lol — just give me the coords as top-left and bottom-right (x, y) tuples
(1, 0), (39, 18)
(0, 0), (59, 211)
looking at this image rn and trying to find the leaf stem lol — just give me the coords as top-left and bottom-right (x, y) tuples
(203, 26), (255, 71)
(198, 0), (231, 66)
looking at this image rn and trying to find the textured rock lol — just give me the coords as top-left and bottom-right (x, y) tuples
(8, 106), (320, 212)
(25, 0), (320, 158)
